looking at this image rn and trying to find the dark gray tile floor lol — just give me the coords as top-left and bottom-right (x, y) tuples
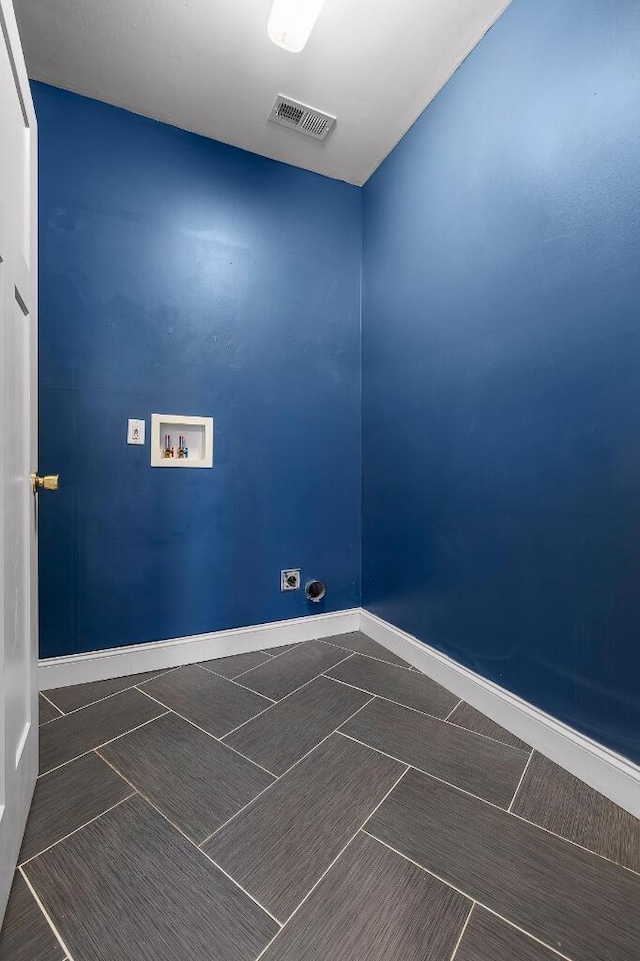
(239, 639), (350, 700)
(454, 907), (563, 961)
(38, 694), (63, 726)
(3, 632), (639, 961)
(198, 649), (274, 679)
(260, 830), (470, 961)
(99, 712), (274, 843)
(139, 664), (272, 737)
(20, 752), (133, 864)
(260, 643), (302, 656)
(0, 873), (64, 961)
(25, 796), (278, 961)
(38, 687), (165, 775)
(204, 732), (404, 921)
(366, 770), (640, 961)
(511, 750), (640, 873)
(447, 700), (530, 750)
(43, 670), (168, 714)
(224, 675), (371, 775)
(327, 653), (460, 717)
(321, 631), (415, 668)
(341, 696), (529, 807)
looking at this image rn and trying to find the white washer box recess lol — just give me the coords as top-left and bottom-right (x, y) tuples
(150, 414), (214, 468)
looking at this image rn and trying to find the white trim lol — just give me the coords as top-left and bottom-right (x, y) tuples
(37, 605), (640, 819)
(38, 609), (360, 691)
(150, 413), (213, 468)
(359, 609), (640, 819)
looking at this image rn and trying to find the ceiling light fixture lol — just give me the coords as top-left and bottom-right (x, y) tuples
(267, 0), (326, 53)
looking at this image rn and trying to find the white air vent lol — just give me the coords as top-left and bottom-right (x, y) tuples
(269, 96), (336, 141)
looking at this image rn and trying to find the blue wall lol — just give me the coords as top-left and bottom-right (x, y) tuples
(34, 82), (362, 659)
(35, 0), (640, 764)
(362, 0), (640, 762)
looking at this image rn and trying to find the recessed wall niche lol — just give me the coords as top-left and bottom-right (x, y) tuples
(150, 414), (214, 468)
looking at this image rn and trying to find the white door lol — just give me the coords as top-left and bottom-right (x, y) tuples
(0, 0), (39, 925)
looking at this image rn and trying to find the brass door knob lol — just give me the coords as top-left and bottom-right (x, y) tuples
(31, 474), (59, 492)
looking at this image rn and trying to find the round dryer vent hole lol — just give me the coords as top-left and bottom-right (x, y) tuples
(305, 580), (326, 602)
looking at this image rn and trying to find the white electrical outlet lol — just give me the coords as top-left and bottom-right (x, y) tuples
(281, 569), (301, 591)
(127, 419), (146, 445)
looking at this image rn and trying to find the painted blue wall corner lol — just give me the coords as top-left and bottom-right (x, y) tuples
(362, 0), (640, 763)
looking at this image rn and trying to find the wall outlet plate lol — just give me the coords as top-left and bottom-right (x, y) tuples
(127, 419), (146, 445)
(281, 569), (301, 591)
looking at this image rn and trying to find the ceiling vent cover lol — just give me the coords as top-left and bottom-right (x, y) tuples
(269, 96), (336, 141)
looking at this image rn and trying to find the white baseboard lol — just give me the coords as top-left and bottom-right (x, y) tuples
(38, 608), (360, 691)
(359, 609), (640, 819)
(38, 604), (639, 819)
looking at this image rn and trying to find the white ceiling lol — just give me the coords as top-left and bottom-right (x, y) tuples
(14, 0), (510, 186)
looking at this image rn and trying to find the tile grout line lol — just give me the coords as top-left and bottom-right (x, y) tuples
(227, 645), (315, 678)
(190, 664), (276, 703)
(326, 674), (530, 755)
(326, 674), (466, 725)
(230, 657), (300, 681)
(19, 791), (137, 867)
(231, 647), (357, 699)
(19, 866), (77, 961)
(360, 831), (575, 961)
(252, 765), (411, 958)
(132, 687), (278, 778)
(443, 698), (464, 722)
(95, 752), (282, 926)
(218, 653), (358, 740)
(197, 657), (274, 681)
(257, 644), (303, 660)
(279, 767), (411, 924)
(200, 851), (283, 928)
(447, 902), (475, 961)
(197, 779), (284, 850)
(219, 703), (279, 740)
(336, 731), (640, 877)
(426, 710), (530, 754)
(217, 737), (279, 779)
(224, 665), (350, 725)
(319, 638), (418, 672)
(198, 695), (377, 849)
(38, 716), (65, 729)
(37, 711), (171, 779)
(444, 716), (529, 752)
(337, 729), (521, 810)
(359, 767), (410, 835)
(507, 748), (535, 812)
(39, 691), (65, 716)
(41, 683), (139, 719)
(39, 667), (181, 720)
